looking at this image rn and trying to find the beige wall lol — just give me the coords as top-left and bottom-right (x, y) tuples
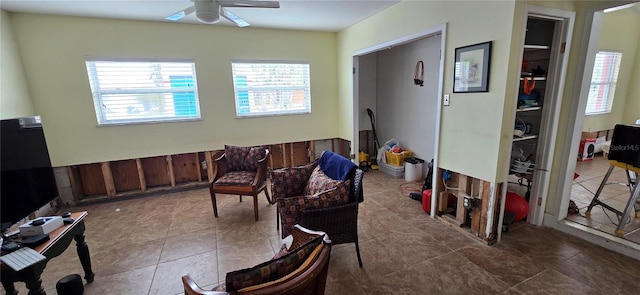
(338, 0), (518, 182)
(8, 13), (338, 167)
(0, 10), (35, 119)
(623, 36), (640, 125)
(582, 8), (640, 132)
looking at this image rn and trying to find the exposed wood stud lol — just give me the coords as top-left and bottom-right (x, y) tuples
(479, 181), (492, 237)
(136, 159), (147, 192)
(66, 166), (84, 200)
(456, 175), (469, 224)
(195, 153), (202, 182)
(281, 143), (286, 167)
(205, 151), (214, 181)
(101, 162), (116, 198)
(268, 147), (274, 170)
(166, 155), (176, 188)
(289, 143), (294, 167)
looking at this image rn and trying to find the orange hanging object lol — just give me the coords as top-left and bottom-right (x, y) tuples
(523, 76), (536, 95)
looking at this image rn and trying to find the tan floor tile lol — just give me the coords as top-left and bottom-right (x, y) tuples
(5, 163), (640, 295)
(149, 251), (218, 295)
(504, 269), (600, 295)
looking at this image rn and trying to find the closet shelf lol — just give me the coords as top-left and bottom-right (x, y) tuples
(519, 76), (546, 81)
(517, 106), (541, 112)
(513, 135), (538, 142)
(524, 44), (551, 50)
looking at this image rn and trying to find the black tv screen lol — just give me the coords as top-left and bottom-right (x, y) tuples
(1, 116), (59, 225)
(608, 124), (640, 168)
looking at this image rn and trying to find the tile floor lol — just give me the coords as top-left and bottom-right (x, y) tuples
(3, 169), (640, 295)
(566, 154), (640, 244)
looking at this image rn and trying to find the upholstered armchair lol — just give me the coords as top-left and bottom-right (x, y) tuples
(182, 225), (332, 295)
(209, 145), (273, 221)
(270, 151), (364, 267)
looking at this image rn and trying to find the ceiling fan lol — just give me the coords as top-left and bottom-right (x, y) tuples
(165, 0), (280, 27)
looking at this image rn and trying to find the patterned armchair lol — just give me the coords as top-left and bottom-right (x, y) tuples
(182, 225), (332, 295)
(270, 151), (364, 267)
(209, 145), (273, 221)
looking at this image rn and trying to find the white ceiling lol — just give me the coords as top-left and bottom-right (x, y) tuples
(0, 0), (401, 32)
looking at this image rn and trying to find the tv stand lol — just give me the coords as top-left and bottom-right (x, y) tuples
(0, 211), (94, 295)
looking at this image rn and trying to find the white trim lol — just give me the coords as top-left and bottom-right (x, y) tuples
(352, 56), (360, 164)
(85, 56), (194, 63)
(350, 23), (447, 218)
(230, 59), (310, 64)
(352, 26), (444, 57)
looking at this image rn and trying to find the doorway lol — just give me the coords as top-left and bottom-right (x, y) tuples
(549, 0), (640, 258)
(351, 24), (446, 217)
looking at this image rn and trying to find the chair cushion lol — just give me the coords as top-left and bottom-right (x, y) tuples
(279, 182), (350, 236)
(225, 145), (251, 171)
(214, 171), (256, 186)
(225, 234), (324, 292)
(270, 161), (318, 199)
(242, 146), (266, 171)
(304, 166), (342, 195)
(224, 145), (266, 172)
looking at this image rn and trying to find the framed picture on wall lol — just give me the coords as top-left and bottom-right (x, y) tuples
(453, 41), (492, 93)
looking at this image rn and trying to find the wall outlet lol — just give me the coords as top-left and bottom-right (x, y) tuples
(443, 94), (450, 106)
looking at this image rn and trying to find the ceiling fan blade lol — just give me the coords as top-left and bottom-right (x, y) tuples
(217, 0), (280, 9)
(165, 6), (196, 21)
(221, 8), (250, 27)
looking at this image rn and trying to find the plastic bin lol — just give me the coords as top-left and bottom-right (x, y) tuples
(385, 150), (413, 166)
(379, 161), (404, 178)
(404, 157), (425, 182)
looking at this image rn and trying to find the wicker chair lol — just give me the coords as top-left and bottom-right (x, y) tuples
(270, 151), (364, 267)
(209, 145), (273, 221)
(182, 225), (332, 295)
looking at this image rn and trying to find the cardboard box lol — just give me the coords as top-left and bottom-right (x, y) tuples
(581, 132), (598, 140)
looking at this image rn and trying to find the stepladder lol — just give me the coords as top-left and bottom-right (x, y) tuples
(585, 160), (640, 237)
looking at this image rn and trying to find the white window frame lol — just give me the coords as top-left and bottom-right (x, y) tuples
(85, 57), (201, 126)
(231, 60), (311, 118)
(585, 51), (622, 115)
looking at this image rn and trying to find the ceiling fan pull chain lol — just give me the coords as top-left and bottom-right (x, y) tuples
(414, 61), (424, 87)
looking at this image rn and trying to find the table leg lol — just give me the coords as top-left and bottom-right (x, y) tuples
(24, 276), (45, 295)
(74, 233), (95, 283)
(1, 278), (18, 295)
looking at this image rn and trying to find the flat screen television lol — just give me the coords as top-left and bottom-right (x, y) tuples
(1, 116), (59, 227)
(608, 124), (640, 168)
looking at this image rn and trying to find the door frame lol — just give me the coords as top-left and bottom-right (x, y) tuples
(351, 23), (447, 217)
(508, 5), (575, 226)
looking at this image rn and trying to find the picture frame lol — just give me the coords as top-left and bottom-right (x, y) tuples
(453, 41), (492, 93)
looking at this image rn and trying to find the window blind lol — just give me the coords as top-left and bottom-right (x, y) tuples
(85, 58), (201, 125)
(585, 51), (622, 115)
(231, 61), (311, 117)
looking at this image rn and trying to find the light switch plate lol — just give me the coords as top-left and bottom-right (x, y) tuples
(443, 94), (450, 106)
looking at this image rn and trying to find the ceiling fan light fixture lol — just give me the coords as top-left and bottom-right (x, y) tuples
(195, 1), (221, 24)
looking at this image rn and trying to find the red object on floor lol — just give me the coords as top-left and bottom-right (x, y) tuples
(422, 189), (432, 213)
(505, 191), (528, 222)
(573, 172), (580, 181)
(422, 190), (456, 213)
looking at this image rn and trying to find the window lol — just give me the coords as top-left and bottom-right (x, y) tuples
(231, 61), (311, 117)
(585, 51), (622, 115)
(85, 58), (201, 125)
